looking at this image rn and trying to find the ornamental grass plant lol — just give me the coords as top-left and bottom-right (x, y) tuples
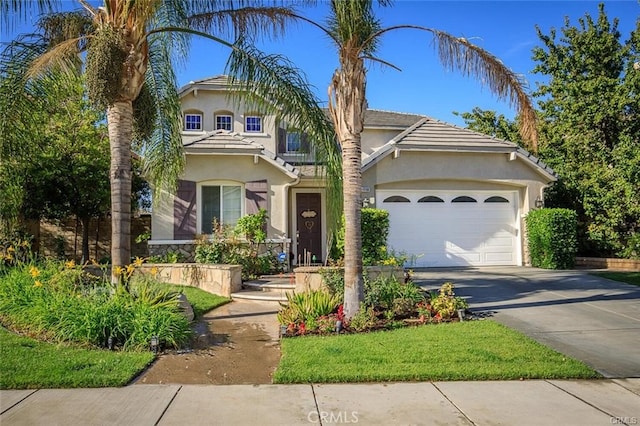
(0, 259), (193, 350)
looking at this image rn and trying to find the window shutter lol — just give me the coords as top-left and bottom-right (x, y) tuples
(174, 180), (196, 239)
(277, 128), (286, 154)
(245, 179), (268, 215)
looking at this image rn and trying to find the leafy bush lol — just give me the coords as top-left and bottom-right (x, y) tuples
(334, 208), (390, 265)
(195, 211), (281, 280)
(428, 282), (468, 320)
(348, 304), (377, 332)
(526, 208), (578, 269)
(364, 276), (424, 310)
(319, 267), (344, 299)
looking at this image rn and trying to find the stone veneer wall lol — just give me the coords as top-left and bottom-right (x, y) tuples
(148, 243), (196, 262)
(294, 265), (405, 293)
(138, 263), (242, 297)
(575, 257), (640, 272)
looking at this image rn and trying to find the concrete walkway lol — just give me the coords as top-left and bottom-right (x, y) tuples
(1, 379), (639, 425)
(412, 267), (640, 378)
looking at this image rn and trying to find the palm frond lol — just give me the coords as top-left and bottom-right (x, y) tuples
(1, 0), (60, 30)
(26, 37), (87, 78)
(139, 36), (185, 196)
(226, 38), (343, 232)
(185, 1), (302, 42)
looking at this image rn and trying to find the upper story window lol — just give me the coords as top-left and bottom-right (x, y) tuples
(287, 131), (302, 152)
(184, 112), (202, 131)
(215, 114), (233, 131)
(245, 115), (262, 133)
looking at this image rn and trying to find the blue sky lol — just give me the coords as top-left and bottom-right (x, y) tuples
(2, 1), (638, 126)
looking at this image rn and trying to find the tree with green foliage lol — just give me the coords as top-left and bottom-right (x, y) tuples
(267, 0), (539, 318)
(532, 4), (639, 258)
(3, 1), (335, 281)
(454, 107), (523, 145)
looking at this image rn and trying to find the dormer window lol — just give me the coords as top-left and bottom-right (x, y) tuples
(245, 115), (262, 133)
(215, 114), (233, 131)
(184, 113), (202, 131)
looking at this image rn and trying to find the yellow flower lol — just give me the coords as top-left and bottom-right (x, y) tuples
(150, 266), (158, 276)
(65, 260), (76, 269)
(29, 266), (40, 278)
(5, 254), (13, 262)
(33, 280), (42, 288)
(7, 246), (15, 253)
(133, 257), (144, 267)
(90, 258), (99, 266)
(113, 266), (124, 277)
(126, 264), (136, 276)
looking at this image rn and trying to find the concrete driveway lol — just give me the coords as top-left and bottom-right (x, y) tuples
(412, 267), (640, 378)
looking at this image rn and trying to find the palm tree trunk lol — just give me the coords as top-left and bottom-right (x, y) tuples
(107, 101), (133, 281)
(330, 53), (367, 319)
(341, 135), (364, 318)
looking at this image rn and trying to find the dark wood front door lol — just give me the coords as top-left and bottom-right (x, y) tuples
(296, 193), (322, 265)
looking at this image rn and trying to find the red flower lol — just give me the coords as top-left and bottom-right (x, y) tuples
(298, 322), (306, 335)
(337, 304), (345, 322)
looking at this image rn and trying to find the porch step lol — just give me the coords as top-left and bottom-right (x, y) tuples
(231, 289), (289, 302)
(233, 274), (296, 302)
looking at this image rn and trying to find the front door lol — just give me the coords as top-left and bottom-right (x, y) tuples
(296, 193), (322, 265)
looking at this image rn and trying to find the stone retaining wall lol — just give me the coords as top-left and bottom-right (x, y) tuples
(139, 263), (242, 297)
(148, 243), (196, 262)
(294, 265), (405, 293)
(575, 257), (640, 272)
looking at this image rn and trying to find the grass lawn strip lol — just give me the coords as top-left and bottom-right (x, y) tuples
(274, 320), (599, 383)
(592, 272), (640, 287)
(0, 327), (154, 389)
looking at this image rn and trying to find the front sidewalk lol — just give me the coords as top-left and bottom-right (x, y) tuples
(2, 379), (639, 425)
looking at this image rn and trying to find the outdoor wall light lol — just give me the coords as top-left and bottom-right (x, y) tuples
(150, 335), (159, 353)
(535, 196), (544, 209)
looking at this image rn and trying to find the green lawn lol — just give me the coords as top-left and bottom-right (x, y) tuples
(0, 327), (154, 389)
(592, 271), (640, 287)
(274, 320), (600, 383)
(157, 283), (230, 316)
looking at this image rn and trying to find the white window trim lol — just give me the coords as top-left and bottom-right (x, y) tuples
(215, 114), (233, 131)
(184, 113), (203, 132)
(196, 181), (244, 234)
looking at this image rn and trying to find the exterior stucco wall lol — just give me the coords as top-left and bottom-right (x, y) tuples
(152, 154), (298, 241)
(363, 151), (551, 213)
(361, 128), (403, 157)
(180, 90), (278, 153)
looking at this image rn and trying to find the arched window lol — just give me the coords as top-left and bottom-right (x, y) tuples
(383, 195), (410, 203)
(484, 196), (509, 203)
(418, 196), (444, 203)
(451, 196), (477, 203)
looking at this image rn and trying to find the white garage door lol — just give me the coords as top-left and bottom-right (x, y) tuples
(377, 190), (520, 267)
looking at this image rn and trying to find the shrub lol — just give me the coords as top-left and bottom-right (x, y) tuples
(526, 208), (578, 269)
(429, 282), (468, 320)
(334, 208), (390, 266)
(364, 276), (424, 310)
(348, 304), (377, 332)
(320, 267), (344, 299)
(195, 212), (280, 280)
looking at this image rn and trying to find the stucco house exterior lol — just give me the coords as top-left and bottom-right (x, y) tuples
(149, 75), (556, 268)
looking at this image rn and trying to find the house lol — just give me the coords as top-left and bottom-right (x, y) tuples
(149, 75), (556, 268)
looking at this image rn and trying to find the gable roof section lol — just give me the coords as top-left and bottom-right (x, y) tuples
(363, 109), (425, 129)
(362, 117), (557, 180)
(178, 75), (232, 97)
(183, 130), (299, 178)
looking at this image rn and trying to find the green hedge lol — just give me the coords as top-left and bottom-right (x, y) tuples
(526, 208), (577, 269)
(334, 208), (390, 266)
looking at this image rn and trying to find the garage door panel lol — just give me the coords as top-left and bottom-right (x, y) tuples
(380, 190), (519, 267)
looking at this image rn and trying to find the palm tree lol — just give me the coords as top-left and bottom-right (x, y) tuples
(2, 0), (334, 282)
(285, 0), (538, 318)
